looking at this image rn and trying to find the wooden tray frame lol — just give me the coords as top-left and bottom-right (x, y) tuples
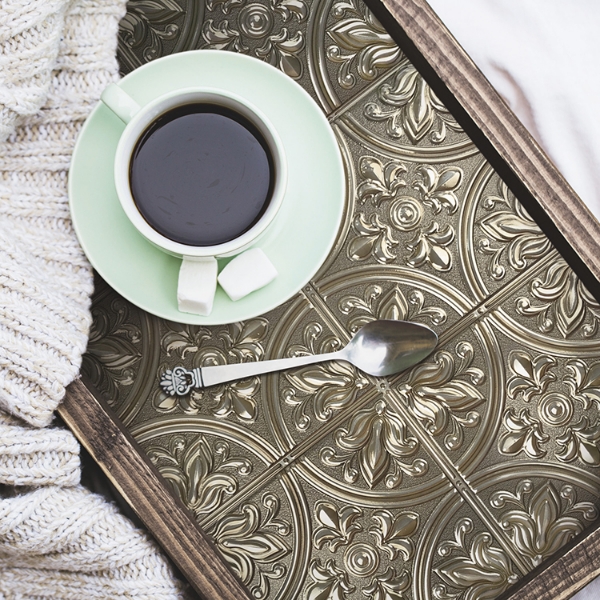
(59, 1), (600, 598)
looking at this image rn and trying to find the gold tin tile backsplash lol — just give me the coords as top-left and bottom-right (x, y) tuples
(83, 0), (600, 598)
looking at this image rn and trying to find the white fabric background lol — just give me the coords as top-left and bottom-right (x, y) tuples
(427, 1), (600, 597)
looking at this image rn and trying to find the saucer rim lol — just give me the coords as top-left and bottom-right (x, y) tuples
(69, 50), (345, 325)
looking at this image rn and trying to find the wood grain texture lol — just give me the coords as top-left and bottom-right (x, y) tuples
(497, 522), (600, 600)
(58, 378), (251, 600)
(367, 0), (600, 300)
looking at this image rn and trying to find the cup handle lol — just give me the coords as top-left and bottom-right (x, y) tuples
(100, 83), (141, 124)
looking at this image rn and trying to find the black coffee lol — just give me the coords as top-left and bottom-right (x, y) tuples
(129, 103), (274, 247)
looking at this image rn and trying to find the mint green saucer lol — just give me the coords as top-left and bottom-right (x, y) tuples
(69, 50), (345, 324)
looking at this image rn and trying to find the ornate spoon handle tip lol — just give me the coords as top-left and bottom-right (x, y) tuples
(160, 366), (203, 396)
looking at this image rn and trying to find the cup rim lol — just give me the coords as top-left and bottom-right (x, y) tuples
(113, 86), (288, 258)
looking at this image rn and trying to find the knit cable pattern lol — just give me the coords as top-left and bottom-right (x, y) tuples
(0, 0), (70, 141)
(0, 486), (187, 598)
(0, 412), (79, 486)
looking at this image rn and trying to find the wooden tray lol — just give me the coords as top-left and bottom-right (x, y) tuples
(60, 1), (600, 598)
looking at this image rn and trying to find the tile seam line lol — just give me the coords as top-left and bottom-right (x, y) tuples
(327, 61), (405, 123)
(200, 282), (406, 528)
(199, 382), (383, 530)
(436, 249), (560, 348)
(301, 282), (355, 341)
(381, 383), (533, 576)
(200, 249), (559, 541)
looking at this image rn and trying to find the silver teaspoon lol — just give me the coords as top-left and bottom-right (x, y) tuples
(160, 320), (437, 396)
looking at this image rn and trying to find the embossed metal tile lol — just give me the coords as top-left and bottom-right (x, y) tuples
(84, 0), (600, 598)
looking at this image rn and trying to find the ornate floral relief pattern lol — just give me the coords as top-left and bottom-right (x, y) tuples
(313, 502), (421, 558)
(283, 322), (368, 431)
(157, 319), (268, 421)
(413, 166), (462, 215)
(320, 399), (427, 489)
(338, 283), (447, 334)
(146, 435), (252, 518)
(363, 567), (410, 600)
(349, 159), (461, 271)
(83, 298), (142, 405)
(490, 480), (598, 568)
(306, 559), (355, 600)
(210, 493), (291, 598)
(314, 501), (363, 551)
(356, 157), (407, 207)
(364, 62), (462, 144)
(406, 222), (454, 272)
(110, 3), (600, 598)
(515, 406), (600, 465)
(434, 518), (519, 600)
(326, 0), (402, 90)
(309, 501), (419, 599)
(506, 350), (556, 402)
(476, 180), (551, 281)
(397, 342), (485, 452)
(499, 350), (600, 465)
(119, 0), (183, 62)
(565, 358), (600, 409)
(202, 0), (308, 79)
(207, 0), (245, 14)
(161, 322), (212, 358)
(516, 258), (600, 339)
(556, 417), (600, 465)
(348, 211), (399, 264)
(370, 509), (419, 560)
(500, 350), (558, 459)
(499, 408), (550, 459)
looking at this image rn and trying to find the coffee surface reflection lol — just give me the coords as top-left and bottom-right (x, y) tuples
(129, 103), (274, 247)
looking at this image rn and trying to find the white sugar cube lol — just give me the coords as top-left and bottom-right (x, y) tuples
(177, 257), (218, 315)
(218, 248), (278, 302)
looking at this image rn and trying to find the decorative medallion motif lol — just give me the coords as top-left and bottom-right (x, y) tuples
(348, 158), (462, 272)
(202, 0), (308, 79)
(343, 542), (379, 576)
(307, 500), (419, 599)
(499, 350), (600, 465)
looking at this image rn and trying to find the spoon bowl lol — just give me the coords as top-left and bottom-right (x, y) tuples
(342, 319), (438, 377)
(160, 319), (438, 395)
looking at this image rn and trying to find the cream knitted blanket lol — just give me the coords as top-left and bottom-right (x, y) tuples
(0, 0), (187, 597)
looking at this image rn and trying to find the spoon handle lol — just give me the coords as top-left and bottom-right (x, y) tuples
(160, 350), (344, 395)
